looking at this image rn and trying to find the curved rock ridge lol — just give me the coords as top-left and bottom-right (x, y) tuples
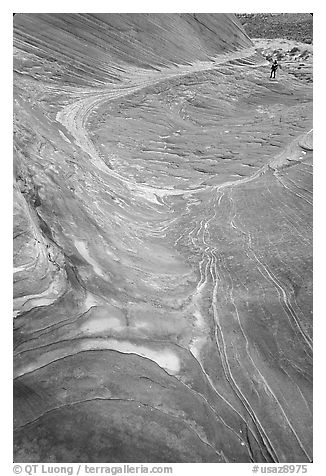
(14, 13), (252, 86)
(13, 14), (312, 463)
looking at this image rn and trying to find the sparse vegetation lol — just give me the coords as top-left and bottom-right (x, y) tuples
(237, 13), (313, 44)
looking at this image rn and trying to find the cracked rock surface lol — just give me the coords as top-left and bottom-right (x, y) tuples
(13, 13), (312, 463)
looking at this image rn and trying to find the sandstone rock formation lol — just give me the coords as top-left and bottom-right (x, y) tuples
(13, 13), (312, 463)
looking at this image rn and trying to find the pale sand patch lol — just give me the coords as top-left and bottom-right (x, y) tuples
(81, 317), (124, 333)
(83, 339), (180, 374)
(74, 240), (109, 281)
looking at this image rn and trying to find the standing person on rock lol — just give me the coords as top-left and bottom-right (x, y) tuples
(270, 59), (279, 79)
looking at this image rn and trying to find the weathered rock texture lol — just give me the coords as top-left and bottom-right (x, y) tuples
(13, 13), (312, 463)
(237, 14), (313, 44)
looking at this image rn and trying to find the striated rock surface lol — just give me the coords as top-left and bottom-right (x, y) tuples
(13, 14), (312, 463)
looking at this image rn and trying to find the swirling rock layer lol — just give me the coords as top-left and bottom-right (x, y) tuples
(13, 14), (312, 463)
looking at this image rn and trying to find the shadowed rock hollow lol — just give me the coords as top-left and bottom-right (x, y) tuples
(13, 13), (312, 463)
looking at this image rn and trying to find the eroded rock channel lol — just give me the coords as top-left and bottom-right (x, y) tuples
(13, 13), (312, 463)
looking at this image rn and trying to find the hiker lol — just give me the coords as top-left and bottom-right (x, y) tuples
(270, 60), (278, 79)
